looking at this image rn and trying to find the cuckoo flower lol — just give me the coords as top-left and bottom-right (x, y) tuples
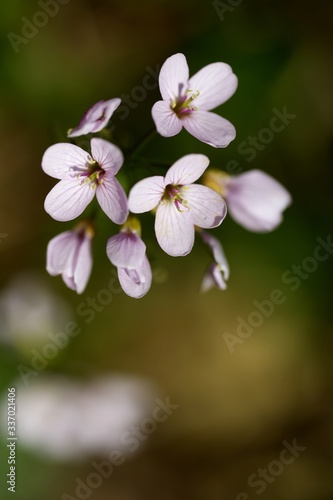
(151, 53), (238, 148)
(46, 221), (94, 294)
(68, 98), (121, 137)
(204, 169), (292, 232)
(128, 154), (227, 257)
(42, 138), (128, 223)
(106, 218), (152, 299)
(199, 231), (229, 292)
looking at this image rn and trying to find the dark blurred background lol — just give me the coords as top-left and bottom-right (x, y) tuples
(0, 0), (333, 499)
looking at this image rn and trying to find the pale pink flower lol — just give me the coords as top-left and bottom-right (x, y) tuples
(199, 231), (229, 292)
(152, 53), (238, 148)
(204, 169), (292, 232)
(106, 218), (152, 299)
(46, 221), (94, 294)
(68, 98), (121, 137)
(42, 138), (128, 223)
(128, 154), (227, 257)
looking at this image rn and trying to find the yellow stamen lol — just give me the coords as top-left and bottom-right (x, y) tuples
(121, 216), (142, 236)
(203, 169), (230, 197)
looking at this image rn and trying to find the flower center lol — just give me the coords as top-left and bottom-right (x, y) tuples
(74, 219), (95, 239)
(164, 184), (189, 212)
(70, 156), (105, 189)
(171, 89), (200, 117)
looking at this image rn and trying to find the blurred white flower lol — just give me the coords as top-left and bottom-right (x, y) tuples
(0, 272), (71, 349)
(3, 376), (156, 461)
(204, 169), (292, 232)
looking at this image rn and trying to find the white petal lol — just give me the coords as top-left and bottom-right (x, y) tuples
(107, 232), (146, 269)
(199, 231), (229, 278)
(201, 263), (227, 292)
(189, 63), (238, 110)
(73, 236), (93, 294)
(62, 273), (76, 292)
(128, 176), (165, 213)
(165, 154), (209, 186)
(182, 111), (236, 148)
(118, 256), (152, 299)
(184, 184), (227, 229)
(46, 229), (93, 294)
(159, 53), (189, 102)
(46, 231), (78, 276)
(42, 143), (89, 179)
(226, 170), (292, 232)
(155, 201), (194, 256)
(91, 138), (124, 175)
(44, 177), (95, 221)
(200, 267), (215, 292)
(96, 174), (128, 224)
(151, 101), (182, 137)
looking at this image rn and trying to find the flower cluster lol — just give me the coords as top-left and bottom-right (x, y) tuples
(42, 53), (291, 298)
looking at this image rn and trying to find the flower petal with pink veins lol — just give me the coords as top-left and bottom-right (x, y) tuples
(158, 53), (189, 102)
(128, 176), (165, 213)
(182, 110), (236, 148)
(151, 101), (183, 137)
(107, 232), (146, 269)
(96, 173), (128, 224)
(165, 154), (210, 186)
(184, 184), (227, 229)
(155, 201), (194, 256)
(91, 138), (124, 175)
(42, 143), (89, 179)
(68, 98), (121, 137)
(118, 255), (152, 299)
(44, 177), (95, 221)
(189, 62), (238, 111)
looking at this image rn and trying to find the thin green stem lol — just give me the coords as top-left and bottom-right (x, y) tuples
(86, 196), (100, 220)
(127, 128), (157, 159)
(134, 157), (171, 168)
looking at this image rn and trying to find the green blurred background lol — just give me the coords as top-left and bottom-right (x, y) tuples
(0, 0), (333, 499)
